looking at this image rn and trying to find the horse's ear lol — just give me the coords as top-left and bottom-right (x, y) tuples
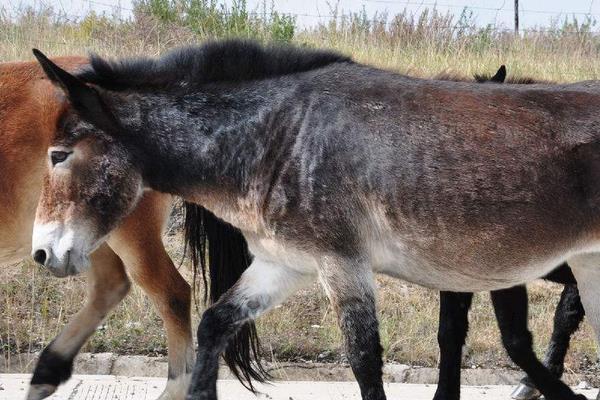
(32, 49), (119, 133)
(490, 65), (507, 83)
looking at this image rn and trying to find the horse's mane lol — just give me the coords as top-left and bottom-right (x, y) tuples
(78, 39), (351, 91)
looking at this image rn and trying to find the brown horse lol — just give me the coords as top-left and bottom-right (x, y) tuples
(0, 58), (194, 399)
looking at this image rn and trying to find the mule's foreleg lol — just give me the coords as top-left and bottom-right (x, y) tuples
(568, 254), (600, 400)
(27, 244), (131, 400)
(433, 291), (473, 400)
(186, 259), (315, 400)
(318, 257), (386, 400)
(513, 283), (584, 400)
(490, 286), (586, 400)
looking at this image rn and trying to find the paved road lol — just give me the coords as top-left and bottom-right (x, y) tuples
(1, 374), (598, 400)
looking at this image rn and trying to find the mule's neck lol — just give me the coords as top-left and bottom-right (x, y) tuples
(121, 80), (303, 229)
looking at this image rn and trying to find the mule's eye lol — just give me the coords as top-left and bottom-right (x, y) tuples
(50, 151), (71, 166)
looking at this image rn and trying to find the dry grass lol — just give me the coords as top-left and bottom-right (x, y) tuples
(1, 2), (600, 373)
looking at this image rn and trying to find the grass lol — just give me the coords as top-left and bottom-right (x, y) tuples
(1, 0), (600, 374)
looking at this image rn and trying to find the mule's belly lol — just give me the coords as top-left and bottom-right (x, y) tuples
(370, 236), (569, 292)
(244, 232), (566, 293)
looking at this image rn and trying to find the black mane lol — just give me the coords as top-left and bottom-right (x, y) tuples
(79, 39), (351, 91)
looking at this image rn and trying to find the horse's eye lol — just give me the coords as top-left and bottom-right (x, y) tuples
(50, 151), (71, 166)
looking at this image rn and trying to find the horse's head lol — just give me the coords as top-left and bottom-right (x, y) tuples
(31, 50), (143, 277)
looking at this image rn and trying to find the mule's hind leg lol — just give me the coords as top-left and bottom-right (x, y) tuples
(568, 254), (600, 400)
(187, 259), (315, 400)
(490, 286), (586, 400)
(512, 284), (584, 400)
(27, 244), (130, 400)
(433, 292), (474, 400)
(318, 257), (386, 400)
(107, 192), (194, 400)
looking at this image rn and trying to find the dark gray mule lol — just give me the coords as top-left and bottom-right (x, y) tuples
(30, 42), (600, 400)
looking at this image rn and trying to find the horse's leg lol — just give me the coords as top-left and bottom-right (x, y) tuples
(318, 257), (386, 400)
(433, 291), (474, 400)
(568, 254), (600, 400)
(186, 258), (315, 400)
(512, 284), (585, 400)
(490, 286), (586, 400)
(107, 192), (194, 400)
(27, 244), (130, 400)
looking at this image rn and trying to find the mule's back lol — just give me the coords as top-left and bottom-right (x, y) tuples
(268, 63), (600, 290)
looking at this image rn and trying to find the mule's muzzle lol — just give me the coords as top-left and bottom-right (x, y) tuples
(32, 222), (93, 277)
(31, 246), (83, 278)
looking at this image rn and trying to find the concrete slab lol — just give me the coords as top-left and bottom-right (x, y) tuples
(1, 374), (598, 400)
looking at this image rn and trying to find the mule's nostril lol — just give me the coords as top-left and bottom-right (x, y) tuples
(33, 249), (47, 266)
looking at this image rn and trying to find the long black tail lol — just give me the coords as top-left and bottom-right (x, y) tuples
(183, 202), (270, 391)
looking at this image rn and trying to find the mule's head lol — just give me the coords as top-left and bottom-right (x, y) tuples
(31, 50), (144, 276)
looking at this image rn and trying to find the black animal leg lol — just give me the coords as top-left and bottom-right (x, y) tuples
(433, 291), (474, 400)
(491, 286), (586, 400)
(513, 283), (585, 400)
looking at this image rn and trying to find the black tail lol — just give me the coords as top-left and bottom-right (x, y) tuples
(183, 202), (269, 391)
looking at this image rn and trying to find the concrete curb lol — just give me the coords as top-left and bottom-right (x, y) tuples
(1, 353), (597, 387)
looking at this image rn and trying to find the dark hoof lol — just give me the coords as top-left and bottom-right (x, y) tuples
(575, 394), (589, 400)
(432, 392), (459, 400)
(30, 347), (73, 387)
(511, 382), (541, 400)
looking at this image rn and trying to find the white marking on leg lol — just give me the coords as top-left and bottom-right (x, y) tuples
(233, 258), (316, 318)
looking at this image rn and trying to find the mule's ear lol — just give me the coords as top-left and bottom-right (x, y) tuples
(32, 49), (119, 133)
(490, 65), (507, 83)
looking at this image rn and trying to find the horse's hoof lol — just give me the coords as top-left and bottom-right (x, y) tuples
(158, 374), (191, 400)
(27, 384), (57, 400)
(511, 382), (541, 400)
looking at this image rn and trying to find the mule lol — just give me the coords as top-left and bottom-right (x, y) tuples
(0, 57), (267, 400)
(435, 66), (586, 400)
(29, 41), (600, 400)
(0, 57), (258, 400)
(9, 55), (573, 400)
